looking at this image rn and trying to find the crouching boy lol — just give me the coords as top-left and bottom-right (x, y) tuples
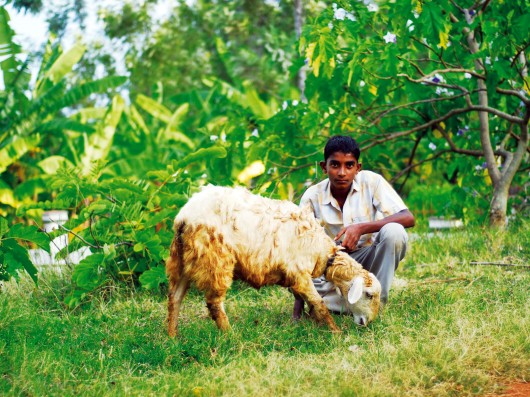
(294, 135), (415, 319)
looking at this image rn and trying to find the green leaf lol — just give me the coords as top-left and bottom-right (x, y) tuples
(85, 200), (113, 215)
(242, 81), (272, 119)
(2, 238), (38, 283)
(55, 76), (127, 110)
(0, 7), (28, 89)
(491, 59), (513, 80)
(165, 103), (189, 132)
(175, 146), (227, 169)
(38, 156), (75, 174)
(135, 94), (172, 123)
(512, 13), (530, 41)
(0, 216), (8, 238)
(0, 180), (15, 207)
(64, 289), (87, 308)
(158, 130), (195, 149)
(43, 44), (86, 85)
(0, 134), (41, 174)
(127, 104), (150, 135)
(76, 107), (108, 121)
(72, 253), (105, 290)
(146, 170), (171, 182)
(80, 95), (125, 175)
(143, 208), (176, 229)
(205, 78), (247, 109)
(144, 236), (167, 262)
(139, 265), (167, 289)
(39, 119), (96, 134)
(305, 27), (336, 79)
(486, 70), (499, 97)
(421, 2), (447, 40)
(157, 103), (195, 148)
(6, 223), (51, 253)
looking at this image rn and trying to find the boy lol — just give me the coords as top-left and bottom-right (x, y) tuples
(294, 135), (415, 317)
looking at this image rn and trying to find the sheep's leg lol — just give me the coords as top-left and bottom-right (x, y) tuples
(167, 274), (190, 337)
(206, 290), (231, 331)
(291, 276), (340, 333)
(291, 292), (305, 321)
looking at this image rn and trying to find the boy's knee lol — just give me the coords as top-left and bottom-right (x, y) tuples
(379, 223), (407, 249)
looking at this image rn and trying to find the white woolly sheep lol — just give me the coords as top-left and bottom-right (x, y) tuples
(166, 185), (381, 337)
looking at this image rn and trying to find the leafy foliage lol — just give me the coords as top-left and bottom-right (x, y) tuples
(15, 144), (227, 303)
(0, 215), (49, 282)
(0, 21), (127, 219)
(1, 1), (528, 297)
(298, 0), (529, 225)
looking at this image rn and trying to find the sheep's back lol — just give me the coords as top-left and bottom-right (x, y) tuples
(175, 186), (333, 279)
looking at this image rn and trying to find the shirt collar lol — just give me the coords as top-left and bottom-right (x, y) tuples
(321, 177), (360, 205)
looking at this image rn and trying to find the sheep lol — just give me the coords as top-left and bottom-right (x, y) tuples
(166, 185), (381, 337)
(291, 259), (381, 326)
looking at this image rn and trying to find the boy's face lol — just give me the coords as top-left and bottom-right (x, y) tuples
(320, 152), (361, 194)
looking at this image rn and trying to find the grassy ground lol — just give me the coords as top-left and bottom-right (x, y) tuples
(1, 221), (529, 396)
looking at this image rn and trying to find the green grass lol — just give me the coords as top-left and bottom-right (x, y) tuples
(1, 221), (529, 396)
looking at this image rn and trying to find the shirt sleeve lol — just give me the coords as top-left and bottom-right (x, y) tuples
(372, 174), (408, 217)
(299, 189), (310, 207)
(299, 185), (318, 212)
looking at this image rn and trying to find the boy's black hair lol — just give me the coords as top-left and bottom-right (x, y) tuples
(324, 135), (361, 161)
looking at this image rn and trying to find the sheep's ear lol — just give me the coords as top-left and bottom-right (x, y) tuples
(347, 277), (364, 304)
(332, 245), (345, 256)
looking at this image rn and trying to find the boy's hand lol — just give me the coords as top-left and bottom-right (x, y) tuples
(335, 224), (364, 252)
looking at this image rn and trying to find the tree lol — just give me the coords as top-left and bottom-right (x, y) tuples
(0, 4), (127, 214)
(299, 0), (529, 227)
(99, 0), (308, 101)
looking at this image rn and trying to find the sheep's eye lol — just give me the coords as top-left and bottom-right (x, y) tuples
(365, 292), (373, 299)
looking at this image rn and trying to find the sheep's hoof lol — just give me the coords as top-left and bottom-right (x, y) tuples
(292, 298), (304, 321)
(292, 307), (304, 321)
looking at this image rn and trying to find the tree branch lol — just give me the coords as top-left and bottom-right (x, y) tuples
(509, 130), (530, 154)
(395, 131), (425, 191)
(496, 87), (530, 105)
(399, 68), (485, 82)
(54, 222), (134, 250)
(435, 123), (484, 156)
(391, 150), (451, 184)
(365, 92), (470, 127)
(502, 108), (529, 181)
(362, 105), (524, 151)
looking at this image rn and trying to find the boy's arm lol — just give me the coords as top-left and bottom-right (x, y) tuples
(335, 209), (415, 251)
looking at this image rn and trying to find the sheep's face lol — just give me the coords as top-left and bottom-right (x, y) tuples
(328, 253), (381, 326)
(339, 273), (381, 326)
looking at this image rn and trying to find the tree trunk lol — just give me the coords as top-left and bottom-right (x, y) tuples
(488, 118), (528, 228)
(464, 9), (511, 228)
(293, 0), (306, 101)
(489, 183), (510, 227)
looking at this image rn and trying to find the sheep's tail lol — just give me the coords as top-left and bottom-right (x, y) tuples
(167, 221), (189, 337)
(169, 221), (186, 277)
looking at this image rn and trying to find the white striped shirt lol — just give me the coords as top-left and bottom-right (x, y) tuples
(300, 170), (408, 248)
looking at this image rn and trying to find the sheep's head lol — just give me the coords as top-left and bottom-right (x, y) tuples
(325, 251), (382, 326)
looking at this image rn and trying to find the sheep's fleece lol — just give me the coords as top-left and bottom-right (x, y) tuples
(166, 185), (381, 337)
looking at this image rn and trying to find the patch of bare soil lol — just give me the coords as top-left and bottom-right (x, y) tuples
(490, 382), (530, 397)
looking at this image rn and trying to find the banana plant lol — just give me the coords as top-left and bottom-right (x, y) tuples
(0, 6), (126, 214)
